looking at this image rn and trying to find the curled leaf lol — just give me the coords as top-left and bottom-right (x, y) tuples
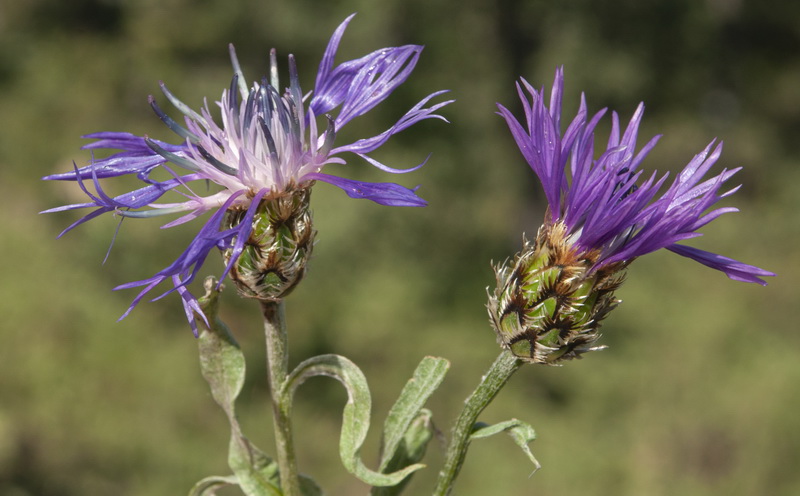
(285, 354), (424, 487)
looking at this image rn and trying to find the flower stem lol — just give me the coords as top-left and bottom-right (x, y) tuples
(432, 349), (523, 496)
(262, 300), (301, 496)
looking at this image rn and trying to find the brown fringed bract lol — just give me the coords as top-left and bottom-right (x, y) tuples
(488, 222), (627, 365)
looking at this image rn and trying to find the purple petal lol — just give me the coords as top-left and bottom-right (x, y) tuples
(43, 133), (187, 181)
(331, 90), (452, 156)
(502, 68), (772, 287)
(81, 132), (173, 151)
(311, 14), (357, 115)
(43, 160), (190, 237)
(667, 244), (774, 285)
(114, 191), (245, 330)
(331, 46), (423, 128)
(306, 172), (427, 206)
(218, 188), (267, 285)
(310, 15), (431, 130)
(173, 275), (208, 337)
(498, 68), (592, 216)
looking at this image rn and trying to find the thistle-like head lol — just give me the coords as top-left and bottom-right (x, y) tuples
(42, 15), (453, 334)
(491, 68), (774, 363)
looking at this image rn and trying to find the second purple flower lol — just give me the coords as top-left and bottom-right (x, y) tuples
(489, 68), (773, 364)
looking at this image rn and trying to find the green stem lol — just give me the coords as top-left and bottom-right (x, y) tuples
(432, 350), (523, 496)
(262, 300), (301, 496)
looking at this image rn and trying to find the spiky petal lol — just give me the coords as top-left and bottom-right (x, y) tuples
(495, 67), (773, 284)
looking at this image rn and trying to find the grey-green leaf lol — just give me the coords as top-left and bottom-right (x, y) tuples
(371, 409), (435, 496)
(284, 354), (424, 487)
(227, 434), (283, 496)
(197, 277), (246, 420)
(470, 419), (540, 472)
(396, 409), (434, 468)
(378, 357), (449, 471)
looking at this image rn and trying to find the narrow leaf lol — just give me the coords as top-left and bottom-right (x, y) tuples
(285, 354), (424, 487)
(470, 419), (541, 472)
(371, 409), (435, 496)
(378, 357), (449, 471)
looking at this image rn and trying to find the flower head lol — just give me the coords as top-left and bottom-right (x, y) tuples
(488, 68), (773, 364)
(43, 15), (452, 334)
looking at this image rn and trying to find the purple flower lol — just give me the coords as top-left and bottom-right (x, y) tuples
(496, 67), (773, 286)
(43, 15), (452, 333)
(488, 68), (773, 364)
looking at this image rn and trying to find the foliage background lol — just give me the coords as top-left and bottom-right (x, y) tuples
(1, 0), (798, 494)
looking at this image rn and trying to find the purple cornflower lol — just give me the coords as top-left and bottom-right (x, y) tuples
(43, 15), (452, 334)
(497, 67), (773, 285)
(488, 68), (773, 364)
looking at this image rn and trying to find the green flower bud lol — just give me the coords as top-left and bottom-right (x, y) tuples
(487, 222), (626, 365)
(223, 186), (315, 301)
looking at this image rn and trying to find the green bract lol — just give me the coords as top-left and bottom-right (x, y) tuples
(223, 186), (315, 301)
(488, 222), (626, 364)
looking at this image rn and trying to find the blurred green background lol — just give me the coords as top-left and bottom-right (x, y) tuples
(1, 0), (797, 494)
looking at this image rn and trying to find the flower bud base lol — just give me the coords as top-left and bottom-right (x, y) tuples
(488, 222), (626, 364)
(223, 187), (315, 301)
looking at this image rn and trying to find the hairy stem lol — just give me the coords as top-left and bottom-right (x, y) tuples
(432, 350), (523, 496)
(262, 300), (301, 496)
